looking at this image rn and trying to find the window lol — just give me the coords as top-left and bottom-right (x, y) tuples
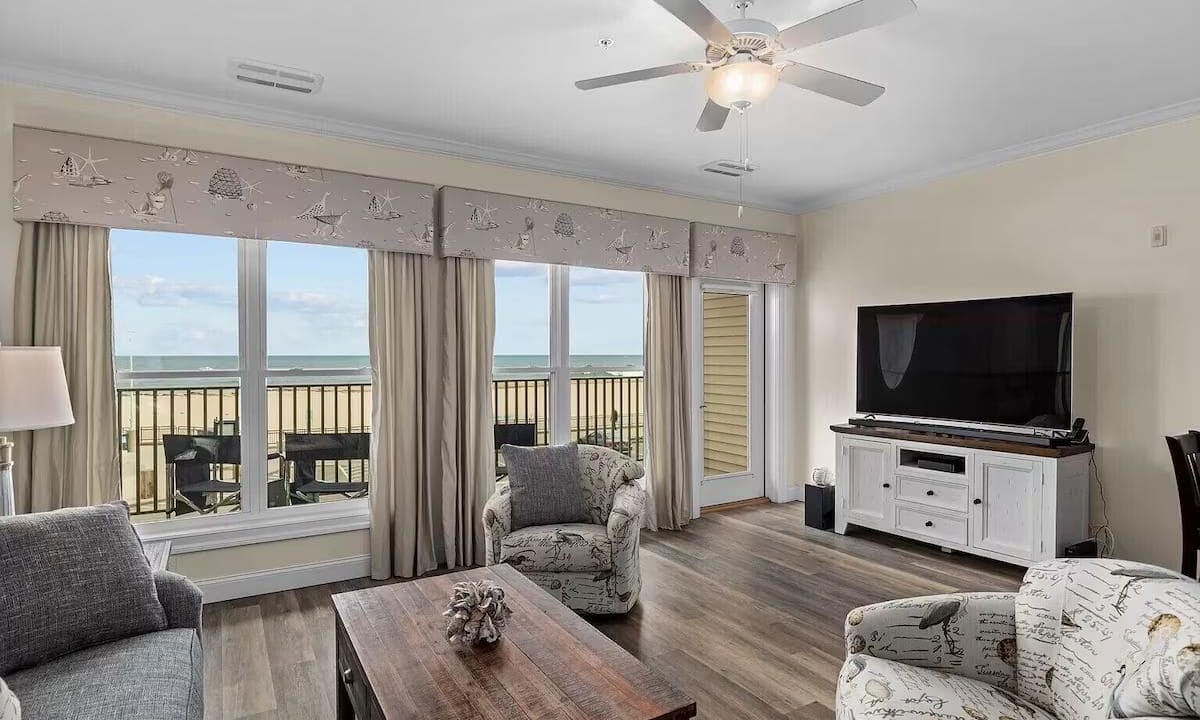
(492, 261), (551, 453)
(493, 262), (644, 462)
(568, 268), (645, 459)
(112, 229), (370, 525)
(264, 242), (371, 509)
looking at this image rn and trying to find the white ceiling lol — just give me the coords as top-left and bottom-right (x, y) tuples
(4, 0), (1200, 212)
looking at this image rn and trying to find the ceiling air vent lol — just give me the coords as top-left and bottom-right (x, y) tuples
(700, 160), (758, 178)
(228, 59), (324, 94)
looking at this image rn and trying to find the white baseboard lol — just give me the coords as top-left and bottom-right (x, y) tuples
(195, 554), (371, 604)
(777, 485), (804, 503)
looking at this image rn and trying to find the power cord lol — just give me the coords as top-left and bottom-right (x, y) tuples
(1089, 453), (1115, 557)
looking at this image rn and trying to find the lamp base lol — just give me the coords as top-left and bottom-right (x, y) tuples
(0, 436), (14, 516)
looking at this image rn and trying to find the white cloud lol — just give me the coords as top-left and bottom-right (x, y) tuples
(113, 274), (236, 307)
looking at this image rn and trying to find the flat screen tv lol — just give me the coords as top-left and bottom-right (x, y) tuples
(856, 293), (1073, 429)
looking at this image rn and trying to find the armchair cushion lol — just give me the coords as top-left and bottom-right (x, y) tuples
(1015, 559), (1199, 720)
(502, 442), (588, 530)
(0, 503), (166, 676)
(844, 592), (1019, 691)
(837, 654), (1051, 720)
(499, 523), (612, 573)
(6, 629), (203, 720)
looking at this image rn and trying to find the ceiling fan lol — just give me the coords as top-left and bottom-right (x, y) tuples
(575, 0), (916, 132)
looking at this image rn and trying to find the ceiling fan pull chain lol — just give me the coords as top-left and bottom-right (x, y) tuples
(737, 108), (747, 218)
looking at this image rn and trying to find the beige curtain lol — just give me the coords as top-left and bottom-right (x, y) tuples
(644, 273), (693, 531)
(12, 222), (119, 512)
(368, 251), (441, 579)
(440, 257), (495, 568)
(368, 252), (495, 578)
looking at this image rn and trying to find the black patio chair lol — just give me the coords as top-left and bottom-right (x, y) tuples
(494, 422), (537, 480)
(163, 434), (243, 516)
(282, 432), (370, 504)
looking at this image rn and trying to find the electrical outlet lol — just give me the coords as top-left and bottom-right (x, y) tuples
(1151, 225), (1168, 248)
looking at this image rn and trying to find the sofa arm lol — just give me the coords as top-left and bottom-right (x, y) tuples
(845, 591), (1018, 690)
(482, 481), (512, 566)
(154, 570), (203, 631)
(606, 481), (645, 605)
(607, 481), (645, 543)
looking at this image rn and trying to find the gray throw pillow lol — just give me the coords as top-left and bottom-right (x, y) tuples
(0, 503), (167, 675)
(503, 442), (588, 530)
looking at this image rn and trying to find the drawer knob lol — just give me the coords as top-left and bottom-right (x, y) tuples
(925, 490), (935, 496)
(342, 666), (354, 684)
(973, 498), (982, 505)
(882, 482), (891, 488)
(924, 520), (933, 527)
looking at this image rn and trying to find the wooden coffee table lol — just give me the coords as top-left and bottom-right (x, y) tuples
(332, 564), (696, 720)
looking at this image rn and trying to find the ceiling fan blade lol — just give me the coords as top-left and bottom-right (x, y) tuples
(696, 99), (731, 132)
(651, 0), (736, 47)
(575, 62), (703, 91)
(777, 0), (916, 50)
(779, 62), (885, 106)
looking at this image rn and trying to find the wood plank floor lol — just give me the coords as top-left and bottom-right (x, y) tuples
(202, 502), (1023, 720)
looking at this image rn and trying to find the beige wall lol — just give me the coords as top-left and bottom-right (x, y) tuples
(0, 82), (796, 582)
(796, 114), (1200, 569)
(167, 531), (369, 581)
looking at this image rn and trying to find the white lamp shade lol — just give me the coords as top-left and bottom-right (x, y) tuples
(0, 346), (75, 432)
(705, 60), (779, 108)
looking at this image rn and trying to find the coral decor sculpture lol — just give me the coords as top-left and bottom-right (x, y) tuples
(444, 580), (512, 645)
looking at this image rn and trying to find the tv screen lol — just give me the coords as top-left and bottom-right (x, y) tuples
(856, 293), (1073, 429)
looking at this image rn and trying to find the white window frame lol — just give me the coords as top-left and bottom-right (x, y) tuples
(125, 236), (370, 552)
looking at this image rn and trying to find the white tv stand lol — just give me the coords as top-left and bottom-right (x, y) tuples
(832, 424), (1093, 566)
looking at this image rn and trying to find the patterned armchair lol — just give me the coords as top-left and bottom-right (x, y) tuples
(837, 559), (1200, 720)
(483, 444), (645, 614)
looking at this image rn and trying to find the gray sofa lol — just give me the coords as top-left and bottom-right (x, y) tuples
(0, 504), (203, 720)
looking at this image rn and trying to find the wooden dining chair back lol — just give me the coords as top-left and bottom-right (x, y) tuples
(1165, 431), (1200, 578)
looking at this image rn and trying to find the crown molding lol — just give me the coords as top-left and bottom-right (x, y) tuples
(7, 62), (1200, 218)
(0, 62), (796, 216)
(794, 95), (1200, 214)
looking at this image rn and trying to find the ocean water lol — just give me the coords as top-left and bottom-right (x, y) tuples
(115, 354), (643, 373)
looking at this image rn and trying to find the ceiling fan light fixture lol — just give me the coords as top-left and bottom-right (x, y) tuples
(704, 56), (778, 109)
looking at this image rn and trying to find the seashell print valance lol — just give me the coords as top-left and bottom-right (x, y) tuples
(12, 127), (435, 253)
(439, 186), (691, 276)
(690, 223), (798, 284)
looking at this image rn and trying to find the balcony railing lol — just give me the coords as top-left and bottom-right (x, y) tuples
(119, 374), (644, 517)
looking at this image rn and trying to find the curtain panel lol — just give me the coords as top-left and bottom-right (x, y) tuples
(368, 252), (441, 578)
(643, 273), (693, 531)
(438, 258), (496, 568)
(13, 127), (435, 253)
(368, 253), (495, 578)
(690, 222), (799, 284)
(12, 222), (120, 512)
(440, 186), (690, 275)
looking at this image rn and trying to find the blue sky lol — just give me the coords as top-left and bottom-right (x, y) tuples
(110, 230), (643, 359)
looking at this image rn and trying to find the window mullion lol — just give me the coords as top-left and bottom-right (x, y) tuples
(548, 265), (570, 445)
(238, 238), (268, 515)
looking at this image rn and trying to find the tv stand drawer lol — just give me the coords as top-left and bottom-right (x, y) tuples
(895, 473), (969, 512)
(894, 503), (968, 546)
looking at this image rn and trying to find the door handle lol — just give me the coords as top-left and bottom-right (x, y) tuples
(882, 482), (890, 488)
(924, 520), (933, 527)
(973, 498), (982, 505)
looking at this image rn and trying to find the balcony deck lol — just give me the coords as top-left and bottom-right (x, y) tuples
(119, 375), (645, 520)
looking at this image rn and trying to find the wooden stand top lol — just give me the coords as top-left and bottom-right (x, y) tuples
(332, 564), (696, 720)
(830, 423), (1094, 458)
